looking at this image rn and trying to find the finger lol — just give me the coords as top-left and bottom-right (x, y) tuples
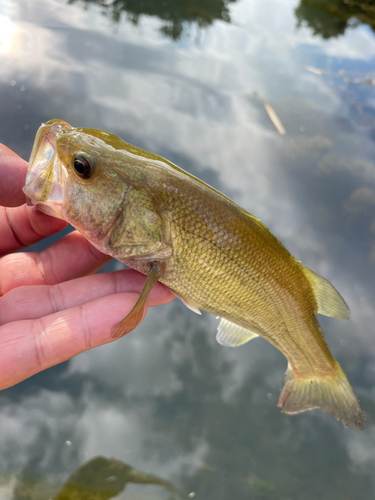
(0, 268), (174, 324)
(0, 144), (28, 207)
(0, 204), (67, 256)
(0, 231), (110, 296)
(0, 287), (174, 390)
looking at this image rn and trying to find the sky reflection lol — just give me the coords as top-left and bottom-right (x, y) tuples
(1, 0), (375, 498)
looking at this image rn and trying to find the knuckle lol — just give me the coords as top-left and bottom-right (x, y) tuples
(78, 304), (92, 351)
(31, 318), (47, 372)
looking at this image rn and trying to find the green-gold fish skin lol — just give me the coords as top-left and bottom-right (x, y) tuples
(23, 119), (364, 430)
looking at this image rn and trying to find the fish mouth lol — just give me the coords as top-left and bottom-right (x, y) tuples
(23, 119), (72, 219)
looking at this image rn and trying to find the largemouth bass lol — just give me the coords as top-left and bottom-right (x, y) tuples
(23, 119), (364, 430)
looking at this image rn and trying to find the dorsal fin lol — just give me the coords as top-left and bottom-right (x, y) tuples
(302, 267), (350, 319)
(216, 318), (259, 347)
(238, 208), (292, 257)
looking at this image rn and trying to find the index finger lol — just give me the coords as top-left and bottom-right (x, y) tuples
(0, 144), (28, 207)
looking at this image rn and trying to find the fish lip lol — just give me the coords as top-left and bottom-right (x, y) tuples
(24, 119), (71, 184)
(23, 119), (72, 220)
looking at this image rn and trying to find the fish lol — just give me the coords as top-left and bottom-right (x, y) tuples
(23, 119), (364, 430)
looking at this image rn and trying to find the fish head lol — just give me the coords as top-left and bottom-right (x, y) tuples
(23, 119), (146, 245)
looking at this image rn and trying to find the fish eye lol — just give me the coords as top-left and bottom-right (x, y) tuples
(72, 154), (93, 179)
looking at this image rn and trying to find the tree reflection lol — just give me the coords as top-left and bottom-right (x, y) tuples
(295, 0), (375, 39)
(68, 0), (237, 40)
(13, 456), (184, 500)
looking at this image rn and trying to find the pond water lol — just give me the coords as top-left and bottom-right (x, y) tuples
(1, 0), (375, 498)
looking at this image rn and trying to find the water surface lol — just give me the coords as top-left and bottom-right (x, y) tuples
(1, 0), (375, 498)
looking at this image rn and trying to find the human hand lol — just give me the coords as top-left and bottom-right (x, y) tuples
(0, 145), (174, 390)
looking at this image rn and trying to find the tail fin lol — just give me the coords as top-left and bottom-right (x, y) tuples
(277, 363), (364, 430)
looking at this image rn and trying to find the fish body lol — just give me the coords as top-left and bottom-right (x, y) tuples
(23, 119), (364, 429)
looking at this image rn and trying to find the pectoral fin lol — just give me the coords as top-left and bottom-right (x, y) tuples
(216, 318), (259, 347)
(111, 262), (164, 338)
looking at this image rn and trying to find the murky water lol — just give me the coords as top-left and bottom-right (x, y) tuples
(1, 0), (375, 498)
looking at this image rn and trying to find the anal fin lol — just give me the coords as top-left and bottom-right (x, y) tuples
(216, 318), (259, 347)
